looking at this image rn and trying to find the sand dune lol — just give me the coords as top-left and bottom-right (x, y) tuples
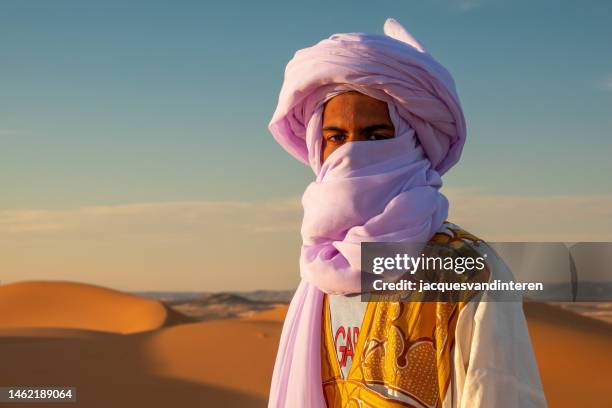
(0, 281), (190, 334)
(0, 281), (610, 407)
(0, 321), (279, 407)
(242, 304), (289, 321)
(524, 302), (612, 408)
(0, 281), (279, 407)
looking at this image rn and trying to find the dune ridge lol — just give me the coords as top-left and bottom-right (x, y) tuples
(0, 281), (190, 334)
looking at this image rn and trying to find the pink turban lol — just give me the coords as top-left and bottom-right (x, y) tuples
(269, 17), (466, 175)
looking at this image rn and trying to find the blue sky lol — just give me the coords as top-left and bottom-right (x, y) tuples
(1, 1), (612, 290)
(2, 0), (611, 209)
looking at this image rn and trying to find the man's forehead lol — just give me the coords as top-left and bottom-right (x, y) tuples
(322, 93), (392, 128)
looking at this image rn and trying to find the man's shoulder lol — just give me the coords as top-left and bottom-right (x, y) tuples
(426, 221), (494, 263)
(430, 221), (484, 246)
(429, 221), (508, 278)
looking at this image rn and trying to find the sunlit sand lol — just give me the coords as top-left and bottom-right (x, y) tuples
(0, 281), (609, 407)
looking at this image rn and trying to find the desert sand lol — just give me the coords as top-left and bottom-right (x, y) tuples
(0, 281), (610, 407)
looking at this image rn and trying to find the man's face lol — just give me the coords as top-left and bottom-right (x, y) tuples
(321, 91), (395, 163)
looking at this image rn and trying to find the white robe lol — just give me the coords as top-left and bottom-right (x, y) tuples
(447, 244), (547, 408)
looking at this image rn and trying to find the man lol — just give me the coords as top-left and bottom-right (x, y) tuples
(267, 18), (546, 408)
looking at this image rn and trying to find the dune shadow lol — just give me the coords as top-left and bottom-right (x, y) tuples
(0, 327), (269, 408)
(2, 378), (266, 408)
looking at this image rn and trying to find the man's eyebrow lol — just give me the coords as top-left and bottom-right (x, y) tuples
(321, 125), (346, 133)
(362, 123), (395, 133)
(322, 124), (395, 133)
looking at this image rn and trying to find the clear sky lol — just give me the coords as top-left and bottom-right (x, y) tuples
(1, 0), (611, 291)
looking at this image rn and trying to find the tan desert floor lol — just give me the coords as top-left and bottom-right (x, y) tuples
(0, 281), (610, 407)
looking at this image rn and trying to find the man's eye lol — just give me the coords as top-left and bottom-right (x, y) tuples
(328, 134), (346, 143)
(369, 133), (392, 141)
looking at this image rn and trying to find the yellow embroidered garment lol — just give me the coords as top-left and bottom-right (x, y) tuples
(321, 222), (488, 408)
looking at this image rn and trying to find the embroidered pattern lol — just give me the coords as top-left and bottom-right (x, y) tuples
(321, 222), (489, 408)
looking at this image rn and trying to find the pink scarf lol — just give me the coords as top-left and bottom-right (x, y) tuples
(268, 18), (466, 407)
